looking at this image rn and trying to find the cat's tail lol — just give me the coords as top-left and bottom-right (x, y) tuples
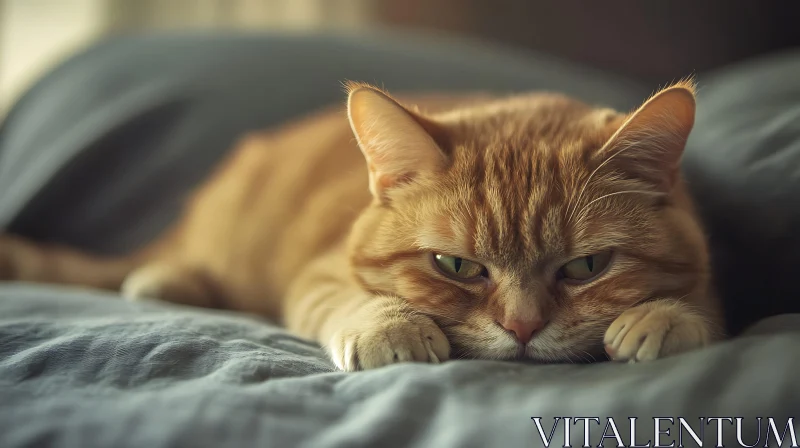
(0, 233), (147, 291)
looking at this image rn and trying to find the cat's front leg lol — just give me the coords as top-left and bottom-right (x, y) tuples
(603, 299), (713, 363)
(282, 252), (450, 371)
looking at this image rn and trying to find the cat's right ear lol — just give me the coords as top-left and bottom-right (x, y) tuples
(346, 83), (448, 203)
(598, 80), (696, 193)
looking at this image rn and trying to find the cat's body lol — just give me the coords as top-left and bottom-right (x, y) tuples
(0, 82), (724, 370)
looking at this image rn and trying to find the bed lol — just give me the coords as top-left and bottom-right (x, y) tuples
(1, 32), (799, 447)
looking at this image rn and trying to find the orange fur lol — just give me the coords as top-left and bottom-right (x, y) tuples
(0, 81), (724, 370)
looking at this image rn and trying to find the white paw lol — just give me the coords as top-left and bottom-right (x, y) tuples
(604, 300), (711, 363)
(121, 266), (166, 302)
(120, 263), (203, 302)
(329, 312), (450, 371)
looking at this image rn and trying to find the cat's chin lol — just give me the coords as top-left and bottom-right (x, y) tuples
(442, 321), (606, 364)
(449, 343), (528, 362)
(450, 343), (604, 364)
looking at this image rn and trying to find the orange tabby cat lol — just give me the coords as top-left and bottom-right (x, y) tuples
(0, 80), (724, 370)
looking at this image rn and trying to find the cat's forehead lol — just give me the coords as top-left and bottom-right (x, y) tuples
(427, 95), (622, 267)
(441, 94), (617, 190)
(436, 93), (618, 148)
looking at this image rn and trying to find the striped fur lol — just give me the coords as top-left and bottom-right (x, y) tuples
(0, 81), (723, 370)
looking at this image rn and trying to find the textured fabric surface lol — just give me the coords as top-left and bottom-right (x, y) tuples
(0, 285), (798, 448)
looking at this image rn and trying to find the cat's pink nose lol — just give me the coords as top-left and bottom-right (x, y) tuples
(498, 319), (544, 344)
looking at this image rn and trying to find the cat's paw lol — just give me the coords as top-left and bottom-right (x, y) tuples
(603, 300), (711, 363)
(121, 264), (176, 301)
(328, 306), (450, 371)
(121, 263), (215, 307)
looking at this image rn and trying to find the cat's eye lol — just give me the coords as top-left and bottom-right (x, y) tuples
(559, 252), (613, 283)
(432, 254), (487, 281)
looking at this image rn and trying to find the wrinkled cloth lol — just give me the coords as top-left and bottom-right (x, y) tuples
(1, 285), (798, 447)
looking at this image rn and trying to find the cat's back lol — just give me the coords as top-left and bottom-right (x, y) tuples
(170, 106), (371, 313)
(162, 93), (507, 314)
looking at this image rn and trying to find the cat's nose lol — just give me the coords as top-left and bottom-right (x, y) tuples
(497, 318), (544, 344)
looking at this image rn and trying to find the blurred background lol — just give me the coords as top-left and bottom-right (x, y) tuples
(2, 0), (799, 116)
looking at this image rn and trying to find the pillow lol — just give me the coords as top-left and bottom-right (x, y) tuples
(683, 49), (800, 334)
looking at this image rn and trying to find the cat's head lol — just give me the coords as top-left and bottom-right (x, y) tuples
(345, 81), (707, 362)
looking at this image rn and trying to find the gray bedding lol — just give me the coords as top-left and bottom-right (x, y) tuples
(2, 33), (800, 448)
(1, 284), (798, 447)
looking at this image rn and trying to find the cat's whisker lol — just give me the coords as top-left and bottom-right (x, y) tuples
(420, 310), (468, 325)
(566, 143), (629, 226)
(575, 190), (665, 223)
(453, 345), (478, 360)
(567, 134), (655, 227)
(579, 350), (597, 363)
(564, 349), (583, 364)
(625, 292), (690, 311)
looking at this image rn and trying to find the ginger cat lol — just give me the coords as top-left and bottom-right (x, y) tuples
(0, 81), (724, 370)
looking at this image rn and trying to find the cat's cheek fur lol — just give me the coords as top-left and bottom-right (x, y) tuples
(395, 266), (483, 308)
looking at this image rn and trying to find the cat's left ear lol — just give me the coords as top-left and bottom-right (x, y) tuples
(600, 80), (696, 192)
(346, 83), (448, 203)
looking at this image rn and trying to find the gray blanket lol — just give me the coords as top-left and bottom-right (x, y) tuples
(1, 284), (797, 448)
